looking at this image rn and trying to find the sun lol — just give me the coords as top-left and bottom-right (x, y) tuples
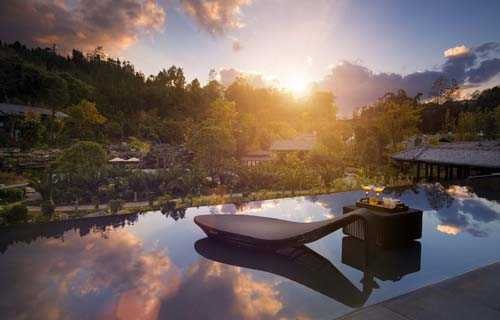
(284, 76), (308, 96)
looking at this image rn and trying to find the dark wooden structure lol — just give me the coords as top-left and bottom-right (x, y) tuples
(195, 201), (422, 250)
(392, 141), (500, 181)
(194, 208), (370, 250)
(343, 205), (422, 248)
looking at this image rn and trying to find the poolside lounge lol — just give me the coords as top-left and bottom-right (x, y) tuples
(392, 141), (500, 180)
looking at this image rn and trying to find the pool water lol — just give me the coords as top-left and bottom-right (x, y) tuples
(1, 183), (499, 319)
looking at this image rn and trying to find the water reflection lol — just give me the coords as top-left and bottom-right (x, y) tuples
(0, 183), (499, 320)
(0, 227), (181, 320)
(195, 238), (367, 307)
(158, 257), (283, 320)
(388, 183), (500, 237)
(161, 206), (187, 221)
(0, 212), (141, 254)
(341, 237), (421, 283)
(194, 236), (421, 310)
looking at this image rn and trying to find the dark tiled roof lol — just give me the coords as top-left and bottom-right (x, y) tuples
(270, 134), (317, 151)
(0, 103), (68, 118)
(241, 150), (272, 161)
(392, 141), (500, 169)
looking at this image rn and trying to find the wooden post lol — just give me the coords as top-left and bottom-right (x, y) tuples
(416, 162), (421, 181)
(437, 165), (441, 180)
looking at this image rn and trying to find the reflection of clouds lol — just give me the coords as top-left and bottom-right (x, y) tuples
(390, 183), (500, 237)
(237, 201), (278, 214)
(0, 229), (180, 320)
(313, 191), (365, 217)
(437, 224), (461, 235)
(159, 259), (282, 320)
(447, 185), (473, 199)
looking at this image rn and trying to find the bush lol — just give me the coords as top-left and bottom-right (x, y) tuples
(0, 188), (24, 204)
(40, 201), (55, 217)
(0, 172), (24, 185)
(3, 204), (29, 224)
(109, 199), (123, 214)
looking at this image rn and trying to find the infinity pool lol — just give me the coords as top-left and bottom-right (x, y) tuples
(1, 183), (499, 319)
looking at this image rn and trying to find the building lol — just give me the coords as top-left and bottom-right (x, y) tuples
(270, 133), (317, 153)
(392, 141), (500, 180)
(241, 133), (317, 166)
(240, 150), (272, 166)
(0, 103), (68, 143)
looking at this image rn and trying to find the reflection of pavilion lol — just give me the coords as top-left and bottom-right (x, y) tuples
(195, 236), (421, 308)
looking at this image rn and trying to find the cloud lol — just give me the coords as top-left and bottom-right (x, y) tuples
(444, 44), (471, 58)
(467, 58), (500, 83)
(475, 42), (500, 56)
(0, 0), (166, 53)
(306, 56), (313, 66)
(180, 0), (251, 36)
(218, 67), (274, 88)
(318, 42), (500, 116)
(232, 39), (243, 52)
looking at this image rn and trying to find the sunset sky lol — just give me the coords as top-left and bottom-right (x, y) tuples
(2, 0), (500, 114)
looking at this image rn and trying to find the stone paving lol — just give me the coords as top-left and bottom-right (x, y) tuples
(338, 262), (500, 320)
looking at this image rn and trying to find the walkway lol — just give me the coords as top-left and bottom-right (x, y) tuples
(27, 201), (150, 213)
(338, 262), (500, 320)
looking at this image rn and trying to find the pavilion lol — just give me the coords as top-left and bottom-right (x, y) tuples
(392, 141), (500, 181)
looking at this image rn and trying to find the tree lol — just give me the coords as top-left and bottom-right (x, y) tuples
(66, 100), (107, 140)
(56, 141), (107, 207)
(375, 99), (420, 148)
(188, 99), (237, 180)
(19, 111), (44, 149)
(430, 77), (459, 104)
(353, 90), (419, 167)
(308, 144), (344, 188)
(455, 112), (478, 141)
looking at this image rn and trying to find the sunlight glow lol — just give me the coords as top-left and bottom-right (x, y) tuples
(283, 76), (309, 96)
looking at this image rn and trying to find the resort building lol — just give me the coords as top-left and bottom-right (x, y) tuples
(392, 141), (500, 180)
(0, 103), (68, 143)
(270, 133), (317, 154)
(241, 133), (318, 166)
(240, 150), (273, 166)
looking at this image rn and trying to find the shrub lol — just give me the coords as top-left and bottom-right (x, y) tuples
(0, 172), (24, 185)
(3, 204), (29, 224)
(40, 201), (55, 217)
(91, 196), (100, 209)
(109, 199), (123, 214)
(0, 188), (24, 204)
